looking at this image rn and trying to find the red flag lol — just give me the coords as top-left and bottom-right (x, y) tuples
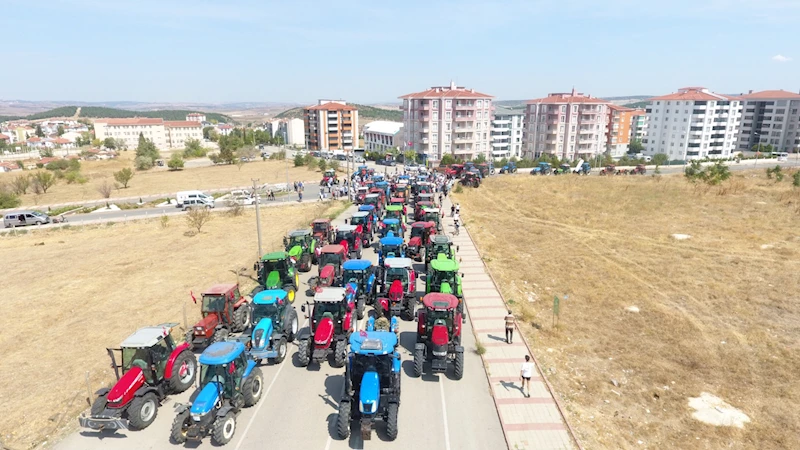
(359, 330), (367, 337)
(190, 291), (197, 304)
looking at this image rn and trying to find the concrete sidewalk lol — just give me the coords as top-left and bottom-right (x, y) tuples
(442, 196), (579, 450)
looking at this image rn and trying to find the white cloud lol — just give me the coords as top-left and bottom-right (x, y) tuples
(772, 54), (792, 62)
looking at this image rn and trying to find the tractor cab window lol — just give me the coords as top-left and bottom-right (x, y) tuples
(199, 364), (236, 399)
(350, 216), (365, 226)
(253, 302), (279, 320)
(151, 339), (170, 377)
(122, 347), (151, 372)
(426, 309), (453, 329)
(289, 236), (306, 248)
(314, 301), (343, 320)
(202, 295), (226, 313)
(411, 227), (424, 238)
(264, 259), (288, 274)
(364, 196), (379, 205)
(336, 231), (353, 242)
(313, 223), (328, 233)
(431, 245), (451, 257)
(385, 267), (408, 285)
(430, 269), (456, 288)
(319, 252), (341, 268)
(343, 269), (363, 285)
(382, 245), (401, 257)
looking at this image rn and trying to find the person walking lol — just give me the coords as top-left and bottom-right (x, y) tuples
(504, 310), (515, 344)
(520, 355), (533, 398)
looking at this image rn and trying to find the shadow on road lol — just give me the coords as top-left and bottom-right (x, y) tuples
(499, 380), (525, 395)
(78, 430), (128, 440)
(398, 331), (416, 354)
(486, 334), (506, 343)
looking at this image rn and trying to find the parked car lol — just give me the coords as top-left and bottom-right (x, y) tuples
(179, 197), (215, 211)
(4, 211), (51, 228)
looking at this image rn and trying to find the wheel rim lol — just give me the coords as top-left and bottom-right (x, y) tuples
(179, 360), (194, 384)
(279, 342), (287, 358)
(292, 317), (298, 334)
(287, 289), (295, 303)
(223, 417), (235, 439)
(243, 309), (251, 326)
(141, 398), (156, 422)
(252, 375), (263, 397)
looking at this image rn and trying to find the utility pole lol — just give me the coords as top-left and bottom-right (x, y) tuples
(252, 178), (262, 258)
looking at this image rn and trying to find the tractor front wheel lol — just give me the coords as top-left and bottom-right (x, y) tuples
(233, 305), (251, 333)
(413, 348), (424, 377)
(333, 340), (347, 368)
(297, 339), (310, 367)
(170, 410), (190, 444)
(386, 402), (399, 441)
(286, 310), (299, 342)
(127, 392), (158, 430)
(454, 352), (464, 380)
(90, 393), (107, 416)
(242, 367), (264, 406)
(356, 298), (365, 320)
(271, 338), (288, 365)
(403, 299), (414, 321)
(212, 412), (237, 446)
(284, 285), (297, 303)
(336, 400), (351, 439)
(210, 328), (230, 345)
(168, 350), (197, 393)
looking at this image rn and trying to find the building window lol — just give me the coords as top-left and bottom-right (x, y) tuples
(445, 144), (450, 152)
(432, 122), (438, 129)
(445, 134), (451, 142)
(446, 123), (451, 131)
(433, 112), (438, 120)
(445, 100), (452, 109)
(477, 100), (483, 108)
(432, 133), (438, 140)
(432, 144), (438, 152)
(560, 115), (565, 122)
(445, 111), (451, 120)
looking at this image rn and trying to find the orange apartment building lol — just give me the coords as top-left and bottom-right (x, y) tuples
(303, 100), (359, 151)
(606, 104), (635, 157)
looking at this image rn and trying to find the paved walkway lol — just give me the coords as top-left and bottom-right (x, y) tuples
(441, 194), (578, 450)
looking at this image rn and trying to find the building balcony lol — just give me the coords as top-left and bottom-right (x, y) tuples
(421, 138), (429, 144)
(454, 137), (472, 144)
(454, 116), (473, 121)
(493, 119), (510, 125)
(492, 142), (509, 148)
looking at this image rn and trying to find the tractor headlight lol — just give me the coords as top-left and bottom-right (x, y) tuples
(359, 401), (376, 414)
(191, 413), (203, 422)
(194, 326), (204, 333)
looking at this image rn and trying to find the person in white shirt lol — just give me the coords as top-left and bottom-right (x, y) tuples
(520, 355), (534, 398)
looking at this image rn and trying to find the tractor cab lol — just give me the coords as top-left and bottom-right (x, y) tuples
(414, 201), (434, 221)
(298, 287), (355, 367)
(245, 289), (298, 364)
(422, 208), (442, 232)
(321, 169), (338, 185)
(335, 224), (363, 259)
(415, 182), (433, 196)
(427, 254), (463, 303)
(364, 194), (383, 214)
(532, 162), (552, 175)
(284, 229), (317, 272)
(380, 218), (404, 238)
(255, 251), (299, 302)
(311, 219), (335, 245)
(427, 234), (456, 267)
(80, 323), (196, 431)
(413, 293), (464, 378)
(337, 331), (401, 441)
(188, 284), (251, 350)
(389, 197), (406, 213)
(407, 221), (436, 261)
(460, 172), (481, 187)
(416, 192), (435, 206)
(476, 163), (492, 177)
(356, 165), (369, 176)
(349, 211), (374, 244)
(394, 184), (409, 203)
(384, 205), (405, 223)
(378, 234), (406, 267)
(500, 161), (517, 174)
(379, 257), (417, 321)
(358, 204), (379, 226)
(599, 164), (617, 176)
(171, 342), (264, 445)
(356, 187), (370, 204)
(577, 162), (591, 175)
(448, 164), (466, 178)
(317, 244), (348, 288)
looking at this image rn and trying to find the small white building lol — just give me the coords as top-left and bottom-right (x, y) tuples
(186, 113), (207, 123)
(286, 118), (304, 146)
(363, 121), (404, 152)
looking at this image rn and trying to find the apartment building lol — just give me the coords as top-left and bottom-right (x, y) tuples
(186, 113), (206, 123)
(303, 100), (359, 151)
(606, 105), (636, 157)
(522, 89), (610, 160)
(286, 118), (304, 146)
(363, 121), (404, 152)
(736, 90), (800, 153)
(491, 106), (524, 159)
(643, 87), (742, 160)
(94, 118), (202, 150)
(630, 110), (647, 142)
(399, 82), (494, 162)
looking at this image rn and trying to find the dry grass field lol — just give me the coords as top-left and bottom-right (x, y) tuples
(0, 201), (345, 450)
(454, 172), (800, 450)
(5, 151), (322, 206)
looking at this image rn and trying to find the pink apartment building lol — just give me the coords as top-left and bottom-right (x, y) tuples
(399, 82), (494, 162)
(522, 89), (610, 161)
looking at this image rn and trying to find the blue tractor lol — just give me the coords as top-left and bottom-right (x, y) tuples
(379, 217), (404, 238)
(343, 259), (377, 314)
(337, 331), (402, 441)
(499, 161), (517, 174)
(243, 289), (298, 365)
(377, 233), (406, 276)
(170, 342), (263, 446)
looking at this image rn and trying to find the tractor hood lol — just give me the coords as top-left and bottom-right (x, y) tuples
(195, 314), (219, 333)
(388, 280), (403, 302)
(320, 265), (336, 283)
(314, 317), (335, 348)
(288, 245), (303, 260)
(439, 282), (453, 295)
(252, 318), (274, 350)
(359, 371), (380, 415)
(431, 323), (449, 347)
(191, 382), (222, 416)
(265, 271), (280, 289)
(107, 365), (145, 407)
(407, 236), (422, 247)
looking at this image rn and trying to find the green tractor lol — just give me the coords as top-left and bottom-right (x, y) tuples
(426, 254), (465, 321)
(254, 252), (300, 303)
(554, 163), (572, 175)
(284, 229), (318, 272)
(425, 234), (457, 270)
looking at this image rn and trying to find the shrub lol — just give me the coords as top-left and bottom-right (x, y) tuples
(167, 153), (185, 170)
(306, 155), (318, 171)
(475, 341), (486, 356)
(182, 138), (207, 158)
(0, 186), (21, 208)
(793, 171), (800, 188)
(317, 158), (327, 171)
(766, 165), (784, 182)
(453, 183), (464, 194)
(32, 171), (56, 194)
(160, 215), (170, 229)
(45, 160), (70, 171)
(208, 153), (220, 164)
(114, 168), (134, 188)
(185, 208), (213, 233)
(294, 153), (305, 167)
(269, 150), (286, 160)
(97, 180), (114, 198)
(134, 156), (154, 170)
(64, 170), (88, 184)
(11, 174), (31, 195)
(328, 160), (340, 172)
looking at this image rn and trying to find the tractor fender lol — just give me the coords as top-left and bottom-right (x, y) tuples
(216, 404), (239, 419)
(297, 329), (311, 341)
(134, 385), (160, 399)
(164, 342), (191, 379)
(233, 297), (249, 309)
(414, 342), (426, 352)
(95, 387), (110, 397)
(455, 345), (465, 354)
(174, 403), (191, 414)
(242, 360), (257, 379)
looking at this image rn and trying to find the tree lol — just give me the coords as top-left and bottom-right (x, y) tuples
(294, 153), (305, 167)
(202, 126), (215, 140)
(32, 171), (56, 194)
(114, 168), (134, 188)
(440, 154), (456, 166)
(183, 138), (206, 158)
(103, 137), (117, 149)
(629, 139), (644, 153)
(40, 147), (54, 158)
(329, 160), (340, 172)
(473, 153), (487, 164)
(652, 153), (669, 165)
(134, 156), (154, 170)
(306, 155), (318, 171)
(11, 174), (31, 195)
(168, 153), (185, 170)
(115, 138), (127, 151)
(35, 124), (45, 138)
(0, 186), (21, 209)
(185, 208), (213, 233)
(317, 158), (327, 171)
(91, 138), (102, 147)
(403, 149), (417, 164)
(57, 125), (65, 136)
(97, 180), (114, 198)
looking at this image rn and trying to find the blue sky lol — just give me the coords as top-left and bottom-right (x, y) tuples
(2, 0), (799, 103)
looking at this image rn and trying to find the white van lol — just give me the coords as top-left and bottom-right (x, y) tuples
(774, 152), (789, 161)
(176, 190), (214, 206)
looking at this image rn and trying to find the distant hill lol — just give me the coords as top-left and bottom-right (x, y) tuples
(276, 104), (402, 122)
(0, 106), (231, 123)
(622, 101), (649, 109)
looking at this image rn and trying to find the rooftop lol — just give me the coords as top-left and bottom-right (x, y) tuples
(95, 118), (164, 126)
(363, 120), (403, 135)
(314, 287), (347, 302)
(493, 106), (525, 117)
(119, 325), (174, 348)
(165, 121), (202, 128)
(527, 89), (609, 105)
(649, 87), (739, 102)
(739, 89), (800, 100)
(399, 81), (493, 100)
(306, 100), (357, 111)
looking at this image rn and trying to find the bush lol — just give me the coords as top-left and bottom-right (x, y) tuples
(64, 170), (88, 184)
(182, 138), (207, 158)
(168, 153), (185, 170)
(294, 153), (305, 167)
(0, 186), (21, 208)
(208, 153), (220, 164)
(766, 165), (784, 182)
(114, 168), (134, 188)
(685, 160), (731, 186)
(793, 171), (800, 188)
(11, 174), (31, 195)
(185, 207), (213, 233)
(306, 155), (318, 171)
(32, 171), (57, 194)
(328, 160), (340, 172)
(97, 180), (114, 198)
(317, 159), (327, 171)
(134, 156), (154, 170)
(45, 160), (70, 171)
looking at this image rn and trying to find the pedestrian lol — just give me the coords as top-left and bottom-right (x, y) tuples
(504, 310), (515, 344)
(450, 204), (455, 217)
(455, 203), (460, 214)
(298, 191), (303, 202)
(520, 355), (533, 398)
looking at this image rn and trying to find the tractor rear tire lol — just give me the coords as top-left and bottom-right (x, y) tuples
(212, 412), (236, 446)
(127, 392), (158, 430)
(286, 310), (298, 342)
(233, 305), (251, 333)
(300, 254), (313, 272)
(333, 340), (347, 368)
(403, 300), (414, 321)
(170, 410), (190, 444)
(210, 328), (229, 345)
(168, 350), (197, 393)
(271, 338), (288, 365)
(454, 352), (464, 380)
(386, 402), (399, 441)
(90, 393), (107, 416)
(413, 348), (424, 377)
(298, 339), (310, 367)
(336, 400), (351, 439)
(356, 298), (365, 320)
(242, 367), (264, 406)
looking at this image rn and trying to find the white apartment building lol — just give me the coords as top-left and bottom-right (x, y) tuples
(522, 89), (610, 160)
(736, 90), (800, 153)
(94, 118), (202, 150)
(286, 118), (304, 146)
(304, 100), (359, 151)
(643, 87), (742, 160)
(363, 121), (404, 152)
(491, 106), (524, 159)
(186, 113), (206, 123)
(630, 110), (647, 142)
(399, 82), (494, 162)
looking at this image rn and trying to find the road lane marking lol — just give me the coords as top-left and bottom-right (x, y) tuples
(234, 319), (308, 450)
(440, 380), (452, 450)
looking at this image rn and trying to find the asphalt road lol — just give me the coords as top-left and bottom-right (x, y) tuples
(55, 203), (506, 450)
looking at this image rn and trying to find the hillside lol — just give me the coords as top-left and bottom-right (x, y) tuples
(623, 100), (649, 108)
(0, 106), (231, 123)
(276, 104), (402, 122)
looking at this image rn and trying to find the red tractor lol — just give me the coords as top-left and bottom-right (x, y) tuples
(407, 221), (436, 261)
(335, 224), (363, 259)
(377, 257), (417, 321)
(414, 201), (435, 222)
(631, 164), (647, 175)
(297, 287), (356, 367)
(348, 212), (374, 245)
(320, 169), (339, 185)
(599, 164), (617, 176)
(313, 244), (349, 289)
(79, 324), (196, 431)
(186, 284), (251, 350)
(413, 293), (464, 379)
(312, 218), (336, 245)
